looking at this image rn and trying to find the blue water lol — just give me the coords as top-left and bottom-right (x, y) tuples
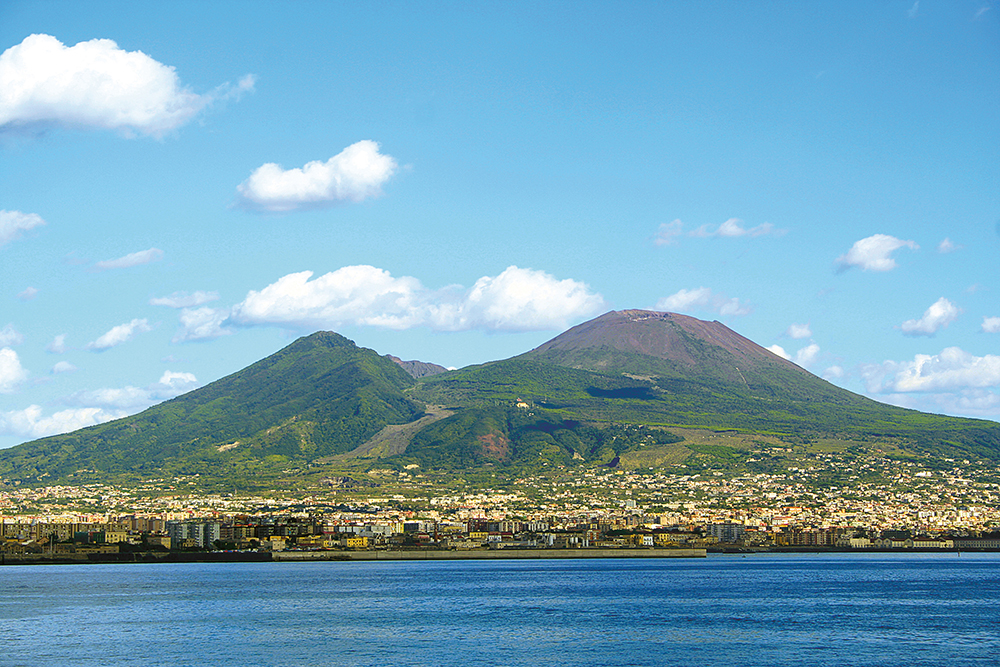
(2, 553), (998, 666)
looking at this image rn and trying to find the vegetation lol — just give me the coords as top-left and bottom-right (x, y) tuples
(1, 316), (999, 489)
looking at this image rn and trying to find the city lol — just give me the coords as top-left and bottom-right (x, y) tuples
(5, 447), (1000, 561)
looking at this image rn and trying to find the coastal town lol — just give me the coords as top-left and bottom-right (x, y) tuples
(4, 448), (1000, 561)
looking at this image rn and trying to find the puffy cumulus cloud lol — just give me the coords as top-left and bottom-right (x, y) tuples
(937, 237), (962, 253)
(786, 323), (812, 339)
(767, 344), (791, 360)
(862, 347), (1000, 394)
(46, 333), (67, 354)
(836, 234), (918, 272)
(0, 210), (45, 247)
(453, 266), (605, 332)
(87, 318), (152, 351)
(900, 297), (960, 336)
(228, 265), (604, 333)
(150, 290), (219, 308)
(0, 348), (29, 393)
(17, 286), (38, 301)
(173, 307), (232, 342)
(236, 141), (398, 212)
(823, 366), (846, 380)
(982, 317), (1000, 334)
(689, 218), (782, 239)
(0, 34), (254, 137)
(0, 405), (127, 441)
(766, 343), (819, 367)
(654, 287), (751, 317)
(94, 247), (163, 270)
(653, 219), (683, 246)
(0, 324), (23, 347)
(64, 370), (197, 411)
(794, 343), (821, 368)
(51, 361), (76, 373)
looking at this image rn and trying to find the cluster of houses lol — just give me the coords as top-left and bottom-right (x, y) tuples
(3, 515), (999, 557)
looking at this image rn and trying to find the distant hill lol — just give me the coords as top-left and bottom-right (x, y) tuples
(387, 355), (448, 379)
(1, 310), (998, 486)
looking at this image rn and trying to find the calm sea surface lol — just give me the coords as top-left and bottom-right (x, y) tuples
(2, 552), (998, 666)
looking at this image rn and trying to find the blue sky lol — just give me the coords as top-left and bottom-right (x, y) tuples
(1, 1), (998, 449)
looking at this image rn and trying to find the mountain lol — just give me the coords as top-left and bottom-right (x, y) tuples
(408, 310), (1000, 465)
(387, 355), (448, 379)
(2, 310), (999, 486)
(0, 332), (424, 483)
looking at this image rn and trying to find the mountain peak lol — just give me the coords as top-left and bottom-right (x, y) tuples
(527, 309), (796, 372)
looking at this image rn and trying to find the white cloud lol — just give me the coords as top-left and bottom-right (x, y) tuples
(835, 234), (918, 272)
(982, 317), (1000, 334)
(786, 323), (812, 339)
(823, 365), (846, 380)
(653, 219), (684, 246)
(767, 344), (791, 360)
(0, 210), (45, 247)
(900, 297), (960, 336)
(0, 34), (253, 137)
(794, 343), (821, 368)
(17, 286), (38, 300)
(689, 218), (782, 239)
(236, 140), (398, 212)
(150, 290), (219, 308)
(51, 361), (76, 373)
(228, 265), (604, 333)
(87, 318), (152, 351)
(654, 287), (751, 317)
(0, 324), (23, 346)
(0, 405), (127, 440)
(46, 334), (67, 354)
(937, 237), (961, 253)
(64, 370), (197, 411)
(908, 1), (920, 19)
(862, 347), (1000, 393)
(173, 307), (232, 342)
(0, 348), (29, 393)
(94, 247), (163, 270)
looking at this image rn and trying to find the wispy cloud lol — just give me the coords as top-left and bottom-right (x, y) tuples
(654, 287), (751, 317)
(87, 318), (153, 351)
(0, 210), (45, 247)
(937, 237), (962, 254)
(0, 34), (253, 138)
(0, 324), (23, 347)
(150, 290), (219, 308)
(652, 219), (684, 246)
(901, 297), (961, 336)
(983, 316), (1000, 333)
(908, 1), (920, 19)
(94, 247), (163, 270)
(835, 234), (918, 272)
(689, 217), (783, 239)
(17, 287), (38, 301)
(65, 370), (197, 410)
(786, 323), (812, 339)
(236, 140), (398, 212)
(46, 334), (67, 354)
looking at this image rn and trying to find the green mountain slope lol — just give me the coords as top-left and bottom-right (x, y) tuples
(410, 311), (1000, 464)
(0, 332), (424, 482)
(2, 310), (998, 487)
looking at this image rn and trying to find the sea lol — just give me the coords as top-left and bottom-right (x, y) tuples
(2, 552), (998, 667)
